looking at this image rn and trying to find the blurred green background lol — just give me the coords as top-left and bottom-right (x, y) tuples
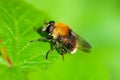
(1, 0), (120, 80)
(25, 0), (120, 80)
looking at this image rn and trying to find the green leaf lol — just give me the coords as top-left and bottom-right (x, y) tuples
(0, 65), (25, 80)
(0, 0), (58, 79)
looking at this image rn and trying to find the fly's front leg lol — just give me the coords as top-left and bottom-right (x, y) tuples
(30, 37), (53, 42)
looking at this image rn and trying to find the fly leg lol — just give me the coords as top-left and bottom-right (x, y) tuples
(30, 36), (54, 60)
(46, 47), (56, 60)
(54, 41), (67, 61)
(61, 54), (64, 61)
(30, 37), (53, 42)
(60, 48), (67, 61)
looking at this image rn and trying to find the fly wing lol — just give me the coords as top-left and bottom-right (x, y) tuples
(78, 36), (92, 53)
(71, 31), (92, 53)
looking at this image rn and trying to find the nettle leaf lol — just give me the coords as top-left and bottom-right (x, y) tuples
(0, 0), (58, 79)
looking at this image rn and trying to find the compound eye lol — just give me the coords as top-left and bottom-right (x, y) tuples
(42, 21), (55, 34)
(42, 24), (54, 34)
(48, 25), (54, 32)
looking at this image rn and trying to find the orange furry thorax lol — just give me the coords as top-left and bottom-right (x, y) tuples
(52, 23), (70, 39)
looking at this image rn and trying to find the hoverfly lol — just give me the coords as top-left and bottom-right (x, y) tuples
(31, 21), (92, 60)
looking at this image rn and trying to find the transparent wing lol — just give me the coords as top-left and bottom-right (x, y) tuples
(72, 31), (92, 53)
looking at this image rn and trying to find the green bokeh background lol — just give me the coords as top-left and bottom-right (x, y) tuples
(24, 0), (120, 80)
(1, 0), (120, 80)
